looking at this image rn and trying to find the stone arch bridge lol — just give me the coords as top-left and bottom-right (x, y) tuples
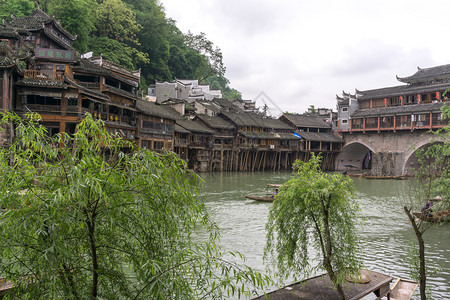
(336, 131), (446, 176)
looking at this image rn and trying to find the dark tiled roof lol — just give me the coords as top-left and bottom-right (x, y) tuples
(221, 111), (293, 130)
(196, 99), (221, 113)
(0, 28), (20, 38)
(213, 98), (243, 112)
(65, 77), (110, 101)
(136, 100), (180, 120)
(351, 102), (445, 117)
(281, 114), (331, 129)
(74, 59), (138, 87)
(0, 57), (17, 67)
(175, 124), (190, 134)
(16, 78), (67, 88)
(9, 8), (76, 40)
(74, 58), (109, 75)
(220, 111), (260, 127)
(397, 64), (450, 83)
(103, 85), (139, 100)
(264, 117), (295, 130)
(238, 131), (299, 140)
(196, 115), (234, 130)
(357, 85), (406, 100)
(177, 119), (214, 134)
(296, 132), (344, 143)
(355, 83), (450, 100)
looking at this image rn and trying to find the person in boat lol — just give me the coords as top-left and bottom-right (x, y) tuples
(421, 201), (433, 217)
(273, 188), (279, 198)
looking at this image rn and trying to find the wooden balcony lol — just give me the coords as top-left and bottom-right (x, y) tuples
(344, 112), (449, 133)
(24, 70), (64, 81)
(78, 82), (101, 91)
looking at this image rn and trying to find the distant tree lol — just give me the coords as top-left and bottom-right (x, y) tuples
(204, 75), (242, 100)
(88, 36), (145, 70)
(46, 0), (96, 52)
(90, 0), (148, 68)
(265, 154), (362, 300)
(184, 31), (226, 81)
(0, 0), (34, 20)
(308, 104), (316, 113)
(404, 105), (450, 300)
(0, 112), (270, 299)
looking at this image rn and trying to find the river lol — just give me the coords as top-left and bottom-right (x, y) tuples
(199, 171), (450, 299)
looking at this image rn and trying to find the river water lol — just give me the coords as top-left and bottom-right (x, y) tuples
(199, 172), (450, 299)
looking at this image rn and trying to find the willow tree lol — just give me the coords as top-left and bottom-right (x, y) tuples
(264, 154), (362, 300)
(404, 105), (450, 300)
(0, 112), (269, 299)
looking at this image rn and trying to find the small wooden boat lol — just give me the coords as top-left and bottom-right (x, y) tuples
(245, 184), (283, 203)
(413, 212), (450, 223)
(381, 278), (418, 300)
(363, 175), (408, 180)
(0, 277), (14, 298)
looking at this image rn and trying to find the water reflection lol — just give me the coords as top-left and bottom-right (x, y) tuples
(200, 172), (450, 299)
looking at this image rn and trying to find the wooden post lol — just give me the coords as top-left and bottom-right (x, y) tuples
(263, 151), (267, 171)
(78, 94), (82, 119)
(430, 112), (433, 129)
(278, 151), (281, 171)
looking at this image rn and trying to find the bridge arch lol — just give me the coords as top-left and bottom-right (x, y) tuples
(403, 141), (445, 175)
(336, 141), (375, 172)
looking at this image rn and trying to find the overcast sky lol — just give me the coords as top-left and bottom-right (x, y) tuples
(162, 0), (450, 116)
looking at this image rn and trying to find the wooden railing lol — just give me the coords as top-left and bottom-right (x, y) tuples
(344, 112), (449, 133)
(78, 82), (100, 90)
(24, 70), (64, 81)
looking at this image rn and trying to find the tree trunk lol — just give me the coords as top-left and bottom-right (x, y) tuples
(404, 206), (427, 300)
(86, 216), (99, 299)
(323, 197), (345, 300)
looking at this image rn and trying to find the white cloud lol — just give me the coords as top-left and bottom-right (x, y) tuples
(162, 0), (450, 114)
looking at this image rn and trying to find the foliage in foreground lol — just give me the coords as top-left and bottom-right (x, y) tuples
(0, 112), (270, 299)
(264, 154), (362, 299)
(404, 104), (450, 300)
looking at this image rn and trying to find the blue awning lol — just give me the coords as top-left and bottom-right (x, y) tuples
(293, 132), (302, 138)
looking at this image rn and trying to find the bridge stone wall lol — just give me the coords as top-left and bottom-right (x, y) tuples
(337, 131), (441, 176)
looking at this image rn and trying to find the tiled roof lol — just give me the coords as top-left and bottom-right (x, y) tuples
(213, 98), (242, 112)
(357, 81), (450, 101)
(196, 99), (221, 113)
(136, 99), (180, 120)
(296, 132), (344, 143)
(220, 111), (292, 130)
(65, 77), (109, 101)
(220, 111), (260, 126)
(176, 119), (214, 134)
(0, 57), (17, 67)
(263, 117), (295, 130)
(8, 8), (76, 40)
(103, 85), (139, 100)
(175, 124), (190, 134)
(281, 114), (331, 129)
(351, 102), (445, 118)
(196, 115), (234, 130)
(16, 78), (67, 88)
(397, 64), (450, 83)
(239, 131), (300, 140)
(74, 59), (138, 87)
